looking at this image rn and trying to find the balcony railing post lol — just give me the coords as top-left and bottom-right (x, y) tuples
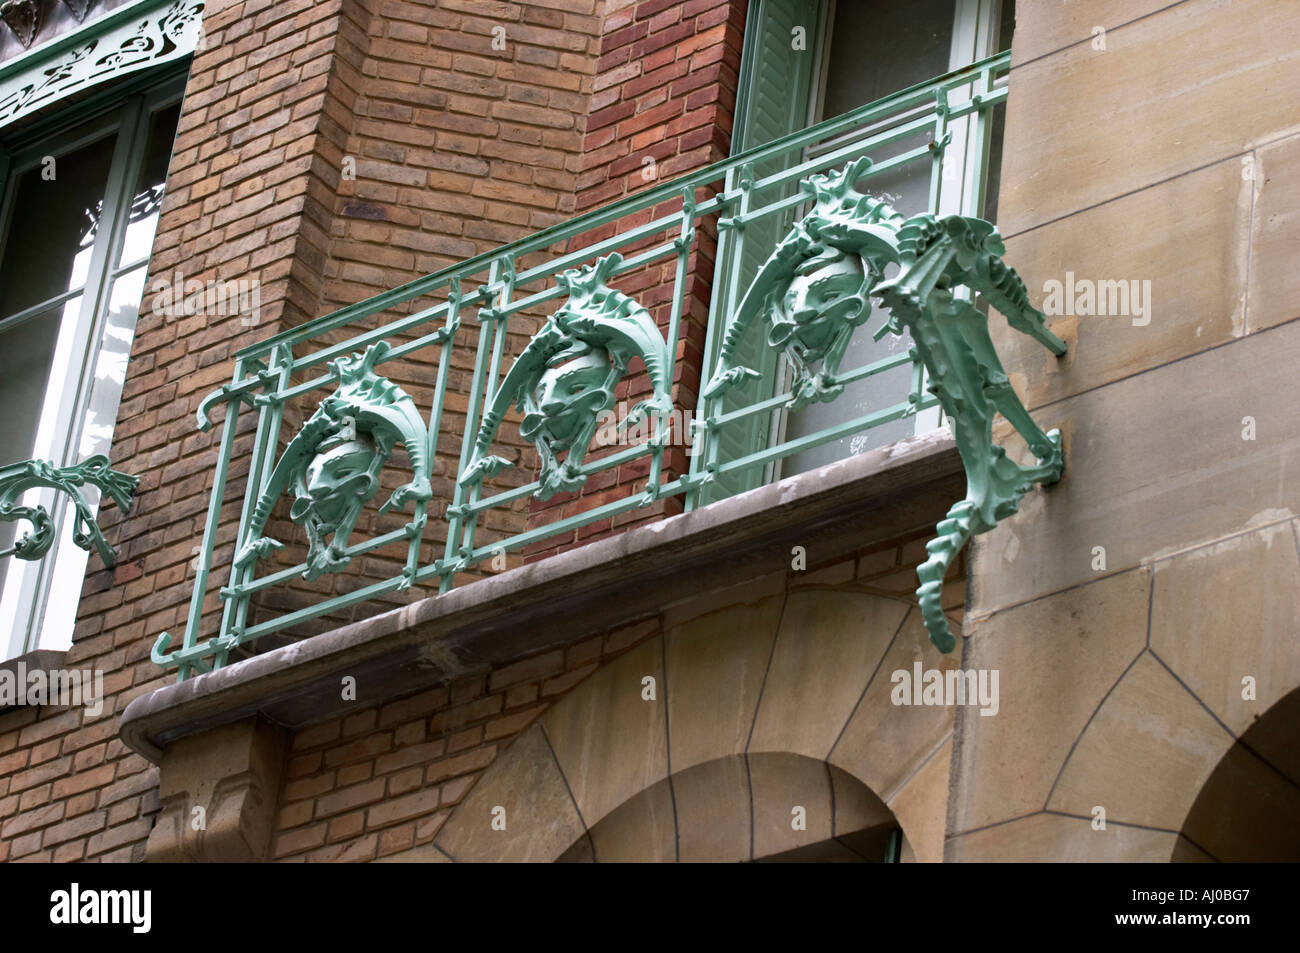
(219, 341), (293, 657)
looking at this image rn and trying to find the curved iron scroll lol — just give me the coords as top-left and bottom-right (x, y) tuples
(706, 156), (1067, 653)
(0, 455), (139, 567)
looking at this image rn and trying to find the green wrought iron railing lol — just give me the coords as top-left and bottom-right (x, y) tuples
(154, 52), (1037, 680)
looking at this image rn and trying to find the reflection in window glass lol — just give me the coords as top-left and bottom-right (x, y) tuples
(119, 102), (181, 267)
(0, 297), (81, 595)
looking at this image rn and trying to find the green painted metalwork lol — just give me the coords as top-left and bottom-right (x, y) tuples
(0, 456), (138, 566)
(154, 51), (1044, 679)
(460, 253), (672, 501)
(0, 0), (204, 130)
(233, 341), (431, 582)
(706, 156), (1065, 652)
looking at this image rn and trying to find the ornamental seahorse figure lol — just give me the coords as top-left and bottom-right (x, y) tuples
(706, 155), (1066, 652)
(460, 253), (672, 501)
(234, 340), (431, 580)
(874, 215), (1066, 652)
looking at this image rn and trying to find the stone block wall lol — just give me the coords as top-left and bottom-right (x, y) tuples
(949, 0), (1300, 861)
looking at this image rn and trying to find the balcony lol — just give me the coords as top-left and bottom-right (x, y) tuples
(150, 51), (1026, 682)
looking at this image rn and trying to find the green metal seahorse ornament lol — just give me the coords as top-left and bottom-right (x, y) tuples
(234, 340), (431, 580)
(706, 156), (1066, 652)
(0, 455), (139, 567)
(460, 252), (672, 501)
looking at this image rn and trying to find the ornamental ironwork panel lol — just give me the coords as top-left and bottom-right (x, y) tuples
(152, 51), (1063, 680)
(706, 156), (1065, 651)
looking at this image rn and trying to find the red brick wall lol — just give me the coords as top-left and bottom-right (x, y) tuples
(271, 614), (660, 860)
(0, 0), (373, 861)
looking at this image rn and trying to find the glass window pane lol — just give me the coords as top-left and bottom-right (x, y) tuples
(0, 297), (80, 466)
(119, 101), (181, 267)
(0, 296), (81, 598)
(820, 0), (957, 120)
(0, 128), (118, 316)
(79, 267), (147, 458)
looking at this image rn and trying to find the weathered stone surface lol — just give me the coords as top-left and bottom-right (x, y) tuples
(995, 157), (1250, 410)
(947, 811), (1197, 862)
(884, 738), (952, 864)
(1150, 521), (1300, 734)
(1047, 654), (1234, 830)
(1009, 0), (1175, 67)
(1247, 132), (1300, 331)
(748, 752), (833, 859)
(829, 608), (957, 804)
(434, 725), (583, 863)
(999, 0), (1300, 235)
(586, 777), (676, 863)
(541, 637), (667, 827)
(952, 570), (1149, 833)
(672, 756), (752, 863)
(665, 595), (784, 772)
(145, 717), (285, 862)
(970, 319), (1300, 615)
(374, 843), (452, 863)
(749, 591), (907, 759)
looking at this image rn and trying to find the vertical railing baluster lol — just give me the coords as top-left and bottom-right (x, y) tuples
(646, 187), (696, 500)
(688, 168), (740, 512)
(442, 260), (502, 593)
(174, 358), (246, 681)
(458, 255), (516, 569)
(222, 341), (293, 656)
(697, 164), (753, 502)
(414, 280), (460, 590)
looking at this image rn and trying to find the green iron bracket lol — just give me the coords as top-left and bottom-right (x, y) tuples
(459, 252), (672, 501)
(0, 455), (139, 567)
(232, 340), (432, 581)
(706, 156), (1066, 653)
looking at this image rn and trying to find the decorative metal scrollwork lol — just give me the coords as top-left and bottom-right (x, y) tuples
(460, 252), (672, 501)
(0, 455), (139, 567)
(706, 156), (1067, 653)
(234, 341), (431, 581)
(0, 1), (204, 128)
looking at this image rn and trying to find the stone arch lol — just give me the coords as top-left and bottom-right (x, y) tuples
(1174, 684), (1300, 862)
(554, 753), (901, 862)
(434, 578), (961, 862)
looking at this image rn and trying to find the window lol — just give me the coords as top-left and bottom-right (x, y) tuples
(711, 0), (1014, 494)
(0, 72), (184, 660)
